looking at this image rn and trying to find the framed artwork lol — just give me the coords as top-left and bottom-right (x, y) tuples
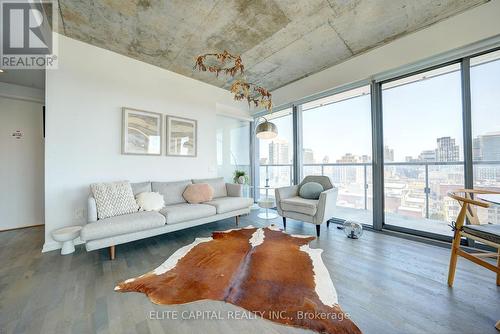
(166, 115), (197, 157)
(122, 107), (162, 155)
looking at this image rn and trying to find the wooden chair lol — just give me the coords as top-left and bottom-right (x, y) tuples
(447, 189), (500, 331)
(447, 189), (500, 288)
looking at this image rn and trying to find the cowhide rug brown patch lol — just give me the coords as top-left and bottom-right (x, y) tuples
(115, 225), (361, 334)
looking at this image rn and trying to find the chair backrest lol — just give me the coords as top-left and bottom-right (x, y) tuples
(448, 189), (495, 226)
(299, 175), (333, 190)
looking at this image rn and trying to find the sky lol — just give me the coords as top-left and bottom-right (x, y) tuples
(260, 55), (500, 163)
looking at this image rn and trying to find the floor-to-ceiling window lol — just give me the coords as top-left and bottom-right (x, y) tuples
(252, 45), (500, 242)
(470, 49), (500, 225)
(300, 85), (373, 225)
(381, 63), (464, 236)
(257, 108), (293, 199)
(216, 115), (251, 195)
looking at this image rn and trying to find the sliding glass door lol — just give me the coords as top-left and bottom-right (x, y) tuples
(381, 63), (464, 236)
(300, 85), (373, 225)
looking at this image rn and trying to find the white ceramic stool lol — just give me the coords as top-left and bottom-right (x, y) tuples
(51, 226), (82, 255)
(258, 198), (278, 219)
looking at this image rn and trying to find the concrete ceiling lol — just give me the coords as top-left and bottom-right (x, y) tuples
(57, 0), (488, 91)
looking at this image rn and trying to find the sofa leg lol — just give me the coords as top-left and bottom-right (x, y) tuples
(316, 225), (320, 237)
(235, 215), (239, 226)
(327, 220), (330, 228)
(109, 245), (115, 260)
(282, 217), (286, 230)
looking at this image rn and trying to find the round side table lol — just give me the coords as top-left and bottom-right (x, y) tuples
(51, 226), (82, 255)
(258, 198), (278, 219)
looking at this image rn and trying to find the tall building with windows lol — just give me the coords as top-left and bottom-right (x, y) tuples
(436, 136), (460, 162)
(479, 132), (500, 160)
(303, 148), (315, 164)
(384, 145), (394, 162)
(269, 139), (290, 164)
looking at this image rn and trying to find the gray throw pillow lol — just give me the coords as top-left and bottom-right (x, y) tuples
(299, 182), (324, 200)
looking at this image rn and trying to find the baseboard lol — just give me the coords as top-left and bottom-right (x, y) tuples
(42, 237), (85, 253)
(0, 223), (44, 232)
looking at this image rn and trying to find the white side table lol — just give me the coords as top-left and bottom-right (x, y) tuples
(51, 226), (82, 255)
(258, 198), (277, 219)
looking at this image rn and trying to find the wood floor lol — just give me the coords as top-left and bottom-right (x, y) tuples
(1, 211), (499, 334)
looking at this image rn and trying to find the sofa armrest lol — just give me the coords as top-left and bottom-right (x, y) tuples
(275, 185), (299, 215)
(315, 187), (338, 224)
(226, 183), (243, 197)
(87, 196), (98, 223)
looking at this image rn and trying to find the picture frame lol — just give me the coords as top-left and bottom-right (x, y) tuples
(122, 107), (163, 155)
(166, 115), (197, 157)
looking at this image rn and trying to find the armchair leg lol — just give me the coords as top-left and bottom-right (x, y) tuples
(327, 220), (330, 228)
(447, 230), (461, 287)
(235, 215), (240, 226)
(315, 225), (320, 238)
(282, 217), (286, 230)
(109, 245), (115, 260)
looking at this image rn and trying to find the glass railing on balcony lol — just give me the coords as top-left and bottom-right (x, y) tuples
(259, 161), (500, 234)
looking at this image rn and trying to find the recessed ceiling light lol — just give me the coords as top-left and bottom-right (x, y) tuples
(0, 69), (4, 73)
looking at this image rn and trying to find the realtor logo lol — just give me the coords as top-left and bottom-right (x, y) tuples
(1, 0), (58, 69)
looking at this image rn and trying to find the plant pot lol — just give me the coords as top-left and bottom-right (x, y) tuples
(237, 176), (246, 184)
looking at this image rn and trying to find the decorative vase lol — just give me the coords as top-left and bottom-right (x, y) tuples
(237, 176), (246, 184)
(343, 221), (363, 239)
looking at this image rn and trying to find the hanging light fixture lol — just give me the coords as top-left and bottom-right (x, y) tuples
(255, 116), (278, 139)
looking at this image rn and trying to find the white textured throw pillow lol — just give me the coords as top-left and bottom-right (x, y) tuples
(91, 181), (139, 219)
(136, 192), (165, 211)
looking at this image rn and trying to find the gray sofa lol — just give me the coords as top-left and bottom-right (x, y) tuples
(81, 177), (253, 259)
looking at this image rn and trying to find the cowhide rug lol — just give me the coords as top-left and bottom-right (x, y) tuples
(115, 225), (361, 334)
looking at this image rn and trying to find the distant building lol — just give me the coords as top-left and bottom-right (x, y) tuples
(384, 145), (394, 162)
(359, 155), (371, 163)
(303, 148), (315, 164)
(478, 132), (500, 161)
(473, 137), (482, 160)
(419, 150), (436, 162)
(269, 139), (290, 164)
(436, 137), (460, 162)
(337, 153), (358, 163)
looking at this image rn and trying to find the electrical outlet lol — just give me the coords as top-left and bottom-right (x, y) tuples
(74, 208), (85, 220)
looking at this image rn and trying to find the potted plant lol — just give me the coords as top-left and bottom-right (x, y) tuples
(233, 170), (249, 184)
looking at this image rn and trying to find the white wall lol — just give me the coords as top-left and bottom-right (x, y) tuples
(0, 87), (44, 230)
(44, 35), (247, 252)
(271, 0), (500, 108)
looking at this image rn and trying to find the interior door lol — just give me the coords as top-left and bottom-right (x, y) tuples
(0, 97), (44, 230)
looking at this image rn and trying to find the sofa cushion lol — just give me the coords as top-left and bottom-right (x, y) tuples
(136, 192), (164, 211)
(192, 177), (227, 198)
(183, 183), (214, 204)
(204, 197), (253, 214)
(90, 181), (139, 219)
(131, 181), (152, 196)
(152, 180), (192, 205)
(159, 203), (216, 224)
(281, 196), (318, 216)
(80, 211), (165, 241)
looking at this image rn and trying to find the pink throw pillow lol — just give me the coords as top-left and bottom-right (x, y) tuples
(183, 183), (214, 204)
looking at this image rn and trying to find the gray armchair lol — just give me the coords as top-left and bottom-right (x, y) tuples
(275, 175), (338, 237)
